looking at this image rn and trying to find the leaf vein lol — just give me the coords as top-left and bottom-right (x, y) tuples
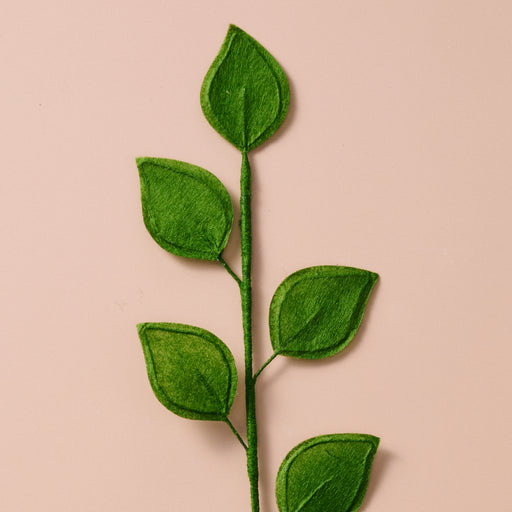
(295, 476), (335, 512)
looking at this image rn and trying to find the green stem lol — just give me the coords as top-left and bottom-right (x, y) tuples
(225, 418), (248, 451)
(240, 150), (259, 512)
(254, 352), (279, 381)
(218, 255), (242, 286)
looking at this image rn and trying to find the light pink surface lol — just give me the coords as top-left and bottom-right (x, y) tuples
(2, 1), (511, 510)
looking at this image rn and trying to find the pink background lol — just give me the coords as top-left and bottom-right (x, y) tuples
(2, 1), (511, 510)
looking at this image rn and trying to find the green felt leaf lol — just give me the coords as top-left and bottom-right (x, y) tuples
(269, 266), (378, 359)
(137, 323), (237, 421)
(137, 157), (233, 260)
(200, 24), (290, 152)
(276, 434), (379, 512)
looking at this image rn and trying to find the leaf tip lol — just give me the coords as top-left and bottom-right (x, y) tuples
(367, 434), (381, 451)
(135, 157), (150, 172)
(227, 24), (249, 38)
(136, 323), (148, 336)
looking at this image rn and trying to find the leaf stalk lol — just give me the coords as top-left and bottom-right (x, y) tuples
(219, 255), (242, 286)
(254, 352), (279, 381)
(225, 417), (248, 451)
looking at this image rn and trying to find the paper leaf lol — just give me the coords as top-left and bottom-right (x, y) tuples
(137, 157), (233, 260)
(269, 266), (378, 359)
(137, 323), (237, 421)
(201, 24), (290, 152)
(276, 434), (379, 512)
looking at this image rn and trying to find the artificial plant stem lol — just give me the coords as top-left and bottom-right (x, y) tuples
(254, 352), (279, 381)
(240, 150), (260, 512)
(225, 418), (248, 450)
(218, 255), (242, 286)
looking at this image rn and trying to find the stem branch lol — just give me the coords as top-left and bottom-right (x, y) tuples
(218, 255), (242, 286)
(225, 418), (248, 451)
(254, 352), (279, 381)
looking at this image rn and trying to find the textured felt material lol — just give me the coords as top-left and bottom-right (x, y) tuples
(269, 266), (378, 359)
(200, 25), (289, 152)
(238, 151), (260, 508)
(137, 323), (237, 421)
(275, 434), (379, 512)
(135, 24), (382, 512)
(137, 157), (233, 260)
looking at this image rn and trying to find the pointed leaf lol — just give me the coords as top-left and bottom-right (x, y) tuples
(137, 323), (237, 421)
(269, 266), (378, 359)
(201, 24), (290, 151)
(276, 434), (379, 512)
(137, 158), (233, 260)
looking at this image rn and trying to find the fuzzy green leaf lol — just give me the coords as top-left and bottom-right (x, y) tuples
(276, 434), (379, 512)
(269, 266), (378, 359)
(137, 157), (233, 260)
(201, 24), (290, 152)
(137, 323), (237, 421)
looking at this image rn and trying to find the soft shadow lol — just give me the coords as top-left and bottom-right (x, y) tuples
(257, 392), (276, 512)
(249, 155), (267, 370)
(220, 185), (241, 269)
(361, 447), (396, 510)
(227, 361), (247, 433)
(193, 419), (238, 453)
(171, 251), (219, 277)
